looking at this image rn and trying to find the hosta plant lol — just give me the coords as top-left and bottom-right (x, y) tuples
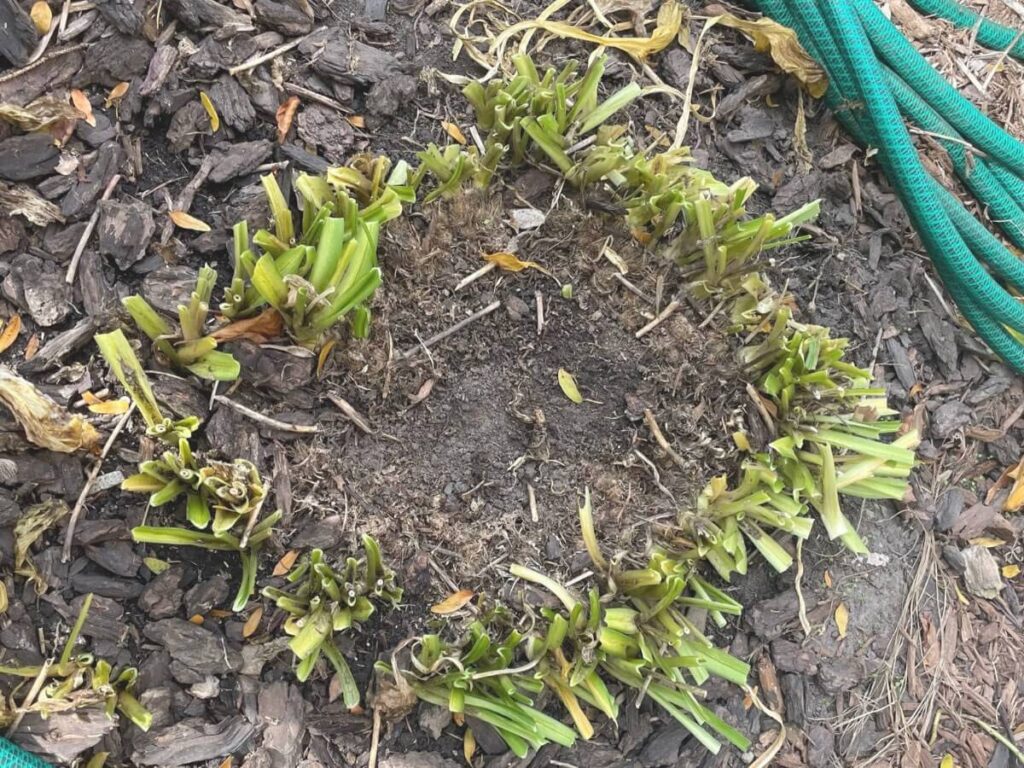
(509, 491), (751, 755)
(96, 330), (280, 610)
(740, 307), (919, 552)
(0, 595), (151, 731)
(122, 265), (240, 381)
(222, 156), (412, 347)
(374, 619), (578, 757)
(264, 537), (402, 705)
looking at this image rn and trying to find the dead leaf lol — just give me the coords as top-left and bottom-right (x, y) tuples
(316, 339), (335, 379)
(0, 367), (100, 453)
(430, 589), (475, 614)
(200, 91), (220, 132)
(834, 602), (849, 638)
(1003, 564), (1020, 578)
(968, 536), (1006, 548)
(23, 333), (38, 361)
(104, 82), (130, 107)
(211, 308), (283, 343)
(86, 397), (131, 415)
(0, 97), (81, 131)
(15, 500), (69, 592)
(464, 727), (476, 764)
(169, 210), (212, 232)
(483, 251), (552, 277)
(823, 569), (833, 588)
(0, 315), (22, 353)
(218, 757), (234, 768)
(30, 1), (52, 33)
(442, 120), (467, 145)
(189, 614), (205, 625)
(70, 90), (95, 127)
(345, 115), (365, 129)
(273, 549), (299, 576)
(710, 10), (828, 98)
(276, 96), (300, 143)
(243, 606), (263, 637)
(409, 379), (435, 406)
(939, 754), (955, 768)
(558, 368), (583, 404)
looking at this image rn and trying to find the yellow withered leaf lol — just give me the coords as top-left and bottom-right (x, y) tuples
(0, 367), (100, 453)
(87, 397), (131, 415)
(558, 368), (583, 404)
(317, 339), (336, 379)
(712, 12), (828, 98)
(1002, 564), (1020, 579)
(969, 536), (1006, 548)
(441, 120), (467, 145)
(430, 589), (475, 615)
(835, 602), (849, 638)
(143, 557), (170, 574)
(200, 91), (220, 132)
(169, 210), (212, 232)
(23, 333), (39, 361)
(70, 89), (95, 127)
(0, 314), (22, 354)
(105, 82), (130, 107)
(940, 755), (955, 768)
(273, 549), (299, 576)
(345, 115), (365, 129)
(30, 1), (52, 33)
(483, 251), (552, 276)
(243, 606), (263, 637)
(464, 728), (476, 764)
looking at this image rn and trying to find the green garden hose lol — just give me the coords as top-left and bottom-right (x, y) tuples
(906, 0), (1024, 59)
(0, 737), (50, 767)
(750, 0), (1024, 371)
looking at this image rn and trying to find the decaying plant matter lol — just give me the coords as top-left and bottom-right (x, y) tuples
(264, 537), (401, 705)
(0, 595), (151, 731)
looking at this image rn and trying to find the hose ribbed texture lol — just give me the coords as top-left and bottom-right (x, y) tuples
(751, 0), (1024, 371)
(906, 0), (1024, 59)
(0, 738), (51, 767)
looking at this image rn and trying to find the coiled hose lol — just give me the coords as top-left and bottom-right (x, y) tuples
(906, 0), (1024, 59)
(0, 737), (49, 767)
(750, 0), (1024, 371)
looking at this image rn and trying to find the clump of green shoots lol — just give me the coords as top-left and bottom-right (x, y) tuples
(508, 490), (751, 756)
(264, 536), (401, 706)
(222, 155), (412, 347)
(122, 264), (240, 381)
(95, 329), (280, 610)
(673, 463), (811, 580)
(373, 617), (578, 758)
(0, 595), (151, 731)
(737, 308), (919, 552)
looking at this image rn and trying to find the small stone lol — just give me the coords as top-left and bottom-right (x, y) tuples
(188, 676), (220, 699)
(76, 111), (117, 147)
(505, 295), (529, 321)
(962, 545), (1003, 599)
(0, 133), (59, 181)
(509, 207), (545, 230)
(932, 400), (973, 440)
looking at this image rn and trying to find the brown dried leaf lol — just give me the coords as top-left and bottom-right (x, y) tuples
(169, 210), (212, 232)
(273, 549), (299, 576)
(409, 378), (434, 406)
(316, 339), (336, 379)
(0, 367), (100, 453)
(710, 10), (828, 98)
(30, 1), (52, 33)
(0, 315), (22, 354)
(243, 606), (263, 638)
(345, 115), (365, 129)
(23, 333), (39, 361)
(276, 96), (300, 143)
(211, 308), (284, 343)
(70, 90), (95, 127)
(15, 500), (69, 592)
(0, 182), (64, 226)
(105, 82), (130, 107)
(430, 589), (474, 615)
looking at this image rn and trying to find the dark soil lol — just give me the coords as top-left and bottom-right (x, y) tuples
(1, 0), (1022, 767)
